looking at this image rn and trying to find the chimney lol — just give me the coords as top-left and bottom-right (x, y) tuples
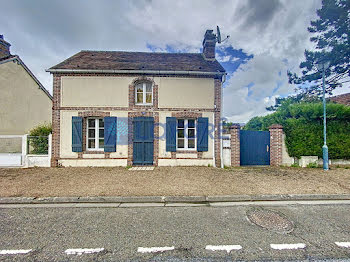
(0, 35), (11, 59)
(202, 30), (216, 60)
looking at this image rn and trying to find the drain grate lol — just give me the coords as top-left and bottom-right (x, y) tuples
(247, 208), (294, 234)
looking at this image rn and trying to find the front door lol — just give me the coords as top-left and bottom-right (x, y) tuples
(133, 117), (154, 165)
(240, 130), (270, 165)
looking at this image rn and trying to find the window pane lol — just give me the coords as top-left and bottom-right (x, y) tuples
(177, 129), (184, 138)
(146, 83), (152, 92)
(99, 139), (104, 148)
(136, 84), (143, 92)
(178, 119), (184, 128)
(88, 139), (95, 149)
(177, 139), (184, 148)
(146, 93), (152, 103)
(99, 119), (104, 128)
(88, 129), (95, 138)
(188, 139), (195, 148)
(137, 93), (143, 103)
(188, 119), (195, 128)
(99, 129), (104, 138)
(188, 129), (195, 138)
(88, 119), (95, 128)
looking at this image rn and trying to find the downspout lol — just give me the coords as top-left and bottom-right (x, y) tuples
(220, 74), (226, 168)
(213, 112), (216, 167)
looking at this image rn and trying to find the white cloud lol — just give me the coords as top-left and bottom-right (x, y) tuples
(1, 0), (327, 122)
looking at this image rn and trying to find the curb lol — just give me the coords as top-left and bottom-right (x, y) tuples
(1, 194), (350, 205)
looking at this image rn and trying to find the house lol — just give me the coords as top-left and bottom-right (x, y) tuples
(0, 35), (52, 135)
(330, 93), (350, 106)
(47, 29), (226, 167)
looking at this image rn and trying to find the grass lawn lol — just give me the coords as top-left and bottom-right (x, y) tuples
(0, 166), (349, 197)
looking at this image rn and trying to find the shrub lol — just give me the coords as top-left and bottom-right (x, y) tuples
(28, 123), (52, 154)
(244, 102), (350, 159)
(306, 162), (318, 168)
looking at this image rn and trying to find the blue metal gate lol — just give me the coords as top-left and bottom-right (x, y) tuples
(133, 117), (154, 165)
(240, 130), (270, 165)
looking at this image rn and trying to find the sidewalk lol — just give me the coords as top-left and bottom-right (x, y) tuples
(1, 194), (350, 207)
(1, 166), (350, 198)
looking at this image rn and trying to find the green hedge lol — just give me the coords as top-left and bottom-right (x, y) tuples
(28, 123), (52, 155)
(244, 102), (350, 159)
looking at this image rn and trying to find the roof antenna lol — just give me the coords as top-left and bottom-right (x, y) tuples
(216, 26), (229, 44)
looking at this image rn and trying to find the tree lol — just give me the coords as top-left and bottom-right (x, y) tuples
(288, 0), (349, 96)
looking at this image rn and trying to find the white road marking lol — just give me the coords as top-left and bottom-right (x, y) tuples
(270, 243), (306, 250)
(335, 242), (350, 248)
(206, 245), (242, 253)
(65, 248), (104, 255)
(137, 246), (175, 253)
(0, 249), (32, 255)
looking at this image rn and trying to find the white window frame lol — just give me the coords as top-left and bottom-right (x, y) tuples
(176, 119), (196, 150)
(135, 82), (153, 105)
(86, 118), (104, 151)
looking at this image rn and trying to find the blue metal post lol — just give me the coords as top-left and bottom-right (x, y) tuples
(322, 65), (329, 170)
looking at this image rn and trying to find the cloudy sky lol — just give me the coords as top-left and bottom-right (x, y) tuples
(1, 0), (349, 122)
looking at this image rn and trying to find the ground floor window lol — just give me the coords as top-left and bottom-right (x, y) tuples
(87, 118), (104, 150)
(177, 119), (196, 150)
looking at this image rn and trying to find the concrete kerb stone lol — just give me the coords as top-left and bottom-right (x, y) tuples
(0, 194), (350, 206)
(164, 196), (206, 203)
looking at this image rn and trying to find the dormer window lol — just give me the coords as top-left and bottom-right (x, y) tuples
(135, 82), (152, 105)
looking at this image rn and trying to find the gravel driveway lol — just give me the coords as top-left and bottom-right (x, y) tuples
(0, 166), (349, 197)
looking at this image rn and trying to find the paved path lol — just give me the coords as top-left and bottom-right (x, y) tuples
(0, 202), (350, 261)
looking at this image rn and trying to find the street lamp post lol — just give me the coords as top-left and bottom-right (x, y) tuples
(316, 60), (330, 171)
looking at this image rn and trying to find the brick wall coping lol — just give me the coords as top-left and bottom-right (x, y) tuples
(229, 124), (241, 129)
(269, 124), (283, 129)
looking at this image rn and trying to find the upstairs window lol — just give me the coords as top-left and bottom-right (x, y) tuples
(87, 118), (104, 151)
(135, 82), (152, 105)
(177, 119), (196, 150)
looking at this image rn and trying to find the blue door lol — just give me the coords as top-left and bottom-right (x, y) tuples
(240, 130), (270, 165)
(133, 117), (154, 165)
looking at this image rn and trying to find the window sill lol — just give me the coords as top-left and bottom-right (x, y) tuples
(176, 150), (198, 153)
(135, 103), (153, 106)
(84, 150), (105, 154)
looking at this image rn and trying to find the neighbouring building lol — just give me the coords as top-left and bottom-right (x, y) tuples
(0, 35), (52, 135)
(330, 93), (350, 106)
(47, 29), (226, 167)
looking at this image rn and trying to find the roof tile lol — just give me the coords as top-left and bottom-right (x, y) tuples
(49, 51), (225, 73)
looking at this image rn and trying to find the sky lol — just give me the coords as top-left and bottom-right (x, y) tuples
(1, 0), (349, 123)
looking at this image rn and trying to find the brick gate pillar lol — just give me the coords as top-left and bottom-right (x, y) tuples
(230, 124), (240, 167)
(269, 124), (283, 166)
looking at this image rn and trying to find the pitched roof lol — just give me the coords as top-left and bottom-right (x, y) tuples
(0, 55), (52, 100)
(48, 51), (225, 74)
(330, 93), (350, 106)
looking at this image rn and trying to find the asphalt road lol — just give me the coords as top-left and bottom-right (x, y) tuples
(0, 203), (350, 261)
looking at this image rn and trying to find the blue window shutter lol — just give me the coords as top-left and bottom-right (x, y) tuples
(197, 117), (208, 152)
(104, 117), (117, 152)
(72, 116), (83, 152)
(166, 117), (176, 152)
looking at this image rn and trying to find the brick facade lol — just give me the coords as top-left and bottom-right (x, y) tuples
(230, 124), (240, 167)
(51, 75), (61, 167)
(269, 124), (283, 166)
(78, 111), (111, 158)
(214, 78), (222, 167)
(128, 76), (158, 109)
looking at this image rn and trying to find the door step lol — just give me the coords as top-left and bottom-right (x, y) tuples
(129, 167), (154, 171)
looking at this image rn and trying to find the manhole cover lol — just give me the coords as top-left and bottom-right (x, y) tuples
(246, 208), (294, 233)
